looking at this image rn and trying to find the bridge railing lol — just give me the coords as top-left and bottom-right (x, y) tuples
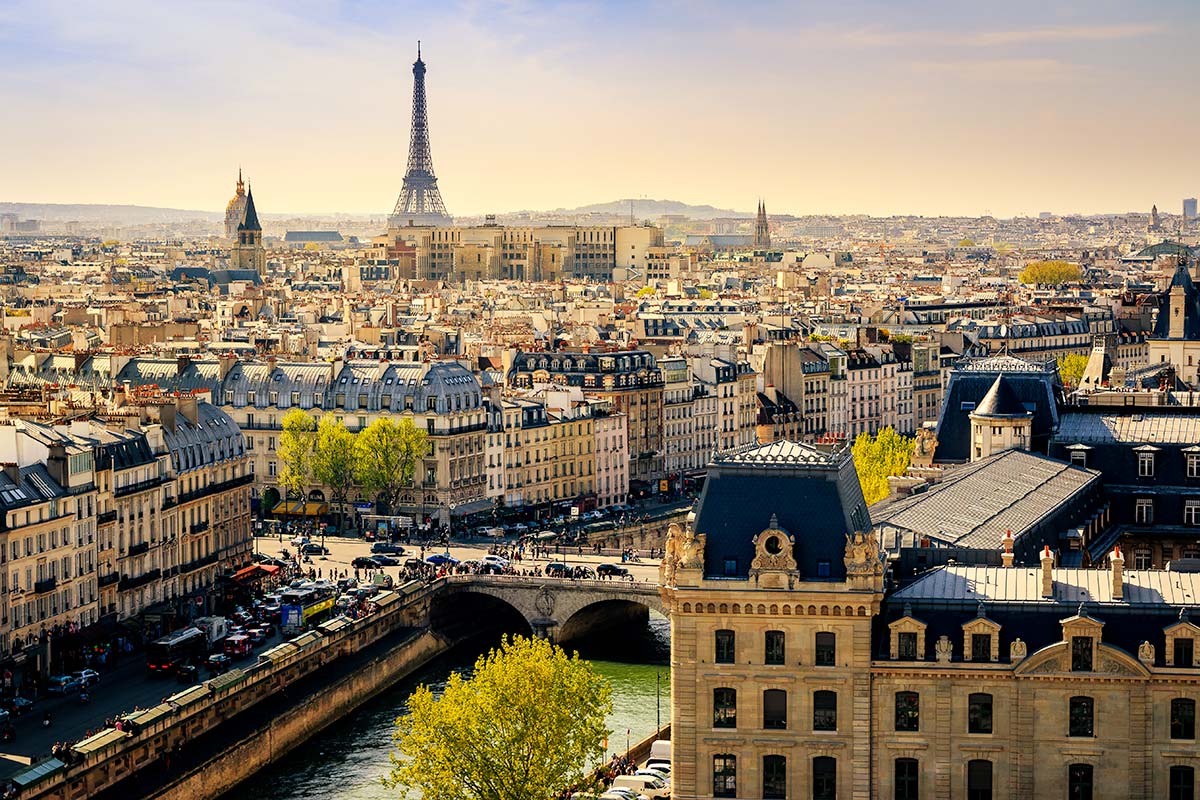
(436, 573), (660, 591)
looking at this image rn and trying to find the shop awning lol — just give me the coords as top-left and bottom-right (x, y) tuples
(271, 501), (328, 517)
(232, 564), (280, 583)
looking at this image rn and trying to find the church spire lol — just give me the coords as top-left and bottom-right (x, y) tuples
(754, 198), (771, 250)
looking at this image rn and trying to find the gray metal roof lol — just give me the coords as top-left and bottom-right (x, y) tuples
(1056, 412), (1200, 446)
(893, 564), (1200, 608)
(871, 450), (1100, 549)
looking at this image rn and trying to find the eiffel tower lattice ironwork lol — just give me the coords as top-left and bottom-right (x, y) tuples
(389, 42), (451, 227)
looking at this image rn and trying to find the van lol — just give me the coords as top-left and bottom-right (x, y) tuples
(611, 775), (669, 799)
(648, 740), (671, 763)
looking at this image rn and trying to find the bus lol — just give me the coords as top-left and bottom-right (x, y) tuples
(146, 627), (207, 674)
(280, 587), (336, 635)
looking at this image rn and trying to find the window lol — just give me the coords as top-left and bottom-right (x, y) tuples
(1068, 696), (1094, 737)
(1135, 549), (1152, 569)
(715, 630), (735, 664)
(813, 690), (837, 731)
(897, 631), (918, 660)
(766, 630), (785, 665)
(1176, 638), (1195, 668)
(894, 758), (918, 800)
(1187, 501), (1200, 527)
(1070, 450), (1088, 467)
(763, 755), (786, 800)
(1172, 698), (1196, 740)
(815, 632), (836, 666)
(1189, 454), (1200, 479)
(723, 558), (738, 577)
(1171, 766), (1195, 800)
(713, 688), (736, 728)
(1071, 636), (1093, 672)
(1139, 452), (1155, 477)
(763, 689), (787, 730)
(968, 693), (993, 734)
(1068, 763), (1093, 800)
(971, 633), (992, 662)
(713, 754), (736, 798)
(895, 691), (919, 732)
(1136, 499), (1154, 524)
(816, 559), (831, 578)
(812, 756), (836, 800)
(967, 760), (993, 800)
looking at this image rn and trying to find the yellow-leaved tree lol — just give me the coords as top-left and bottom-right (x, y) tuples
(851, 427), (915, 505)
(1057, 353), (1089, 389)
(385, 635), (613, 800)
(1018, 260), (1082, 286)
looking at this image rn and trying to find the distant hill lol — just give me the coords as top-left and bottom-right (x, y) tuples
(554, 198), (750, 220)
(0, 202), (220, 224)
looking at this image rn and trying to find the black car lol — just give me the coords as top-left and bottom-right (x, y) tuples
(371, 554), (400, 567)
(597, 563), (631, 578)
(404, 557), (426, 570)
(351, 556), (378, 570)
(176, 663), (199, 684)
(544, 562), (569, 578)
(371, 542), (405, 555)
(301, 543), (329, 556)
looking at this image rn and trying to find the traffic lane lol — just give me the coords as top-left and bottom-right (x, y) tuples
(283, 538), (662, 584)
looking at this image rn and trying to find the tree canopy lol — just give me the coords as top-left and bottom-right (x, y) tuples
(385, 635), (612, 800)
(1018, 260), (1082, 286)
(852, 427), (914, 505)
(1057, 352), (1089, 388)
(277, 408), (316, 499)
(353, 417), (428, 513)
(311, 414), (356, 529)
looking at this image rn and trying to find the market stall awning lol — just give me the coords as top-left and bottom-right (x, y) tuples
(232, 564), (280, 583)
(271, 501), (328, 517)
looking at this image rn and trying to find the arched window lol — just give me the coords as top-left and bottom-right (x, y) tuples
(763, 754), (786, 800)
(713, 754), (736, 798)
(1172, 698), (1196, 740)
(813, 690), (837, 731)
(1068, 763), (1093, 800)
(713, 688), (736, 728)
(813, 756), (836, 800)
(765, 630), (785, 665)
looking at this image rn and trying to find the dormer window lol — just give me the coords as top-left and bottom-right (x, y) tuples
(1071, 636), (1094, 671)
(1138, 451), (1156, 477)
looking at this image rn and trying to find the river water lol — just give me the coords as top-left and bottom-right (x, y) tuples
(229, 616), (671, 800)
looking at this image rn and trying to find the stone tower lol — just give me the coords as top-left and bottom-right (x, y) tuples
(231, 186), (266, 276)
(754, 199), (771, 249)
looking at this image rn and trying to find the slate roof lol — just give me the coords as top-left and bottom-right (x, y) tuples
(893, 564), (1200, 607)
(1056, 412), (1200, 446)
(1151, 264), (1200, 341)
(238, 188), (261, 232)
(870, 450), (1102, 550)
(974, 374), (1028, 417)
(695, 441), (870, 581)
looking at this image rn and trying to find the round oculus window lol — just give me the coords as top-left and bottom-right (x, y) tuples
(764, 535), (782, 555)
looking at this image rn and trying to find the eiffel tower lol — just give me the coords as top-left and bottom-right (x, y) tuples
(389, 42), (452, 228)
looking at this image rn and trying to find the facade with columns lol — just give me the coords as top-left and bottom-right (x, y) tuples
(660, 440), (1200, 800)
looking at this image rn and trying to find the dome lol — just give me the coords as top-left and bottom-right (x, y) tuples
(224, 170), (248, 239)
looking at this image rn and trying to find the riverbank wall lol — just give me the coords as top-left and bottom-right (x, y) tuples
(15, 580), (437, 800)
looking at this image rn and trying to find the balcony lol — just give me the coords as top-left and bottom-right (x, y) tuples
(97, 510), (117, 525)
(114, 476), (165, 498)
(33, 577), (57, 595)
(177, 473), (253, 505)
(190, 521), (210, 535)
(180, 553), (218, 575)
(127, 541), (150, 557)
(97, 572), (120, 588)
(161, 495), (178, 510)
(117, 569), (161, 592)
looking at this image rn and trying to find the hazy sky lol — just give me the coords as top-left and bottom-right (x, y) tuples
(3, 0), (1198, 218)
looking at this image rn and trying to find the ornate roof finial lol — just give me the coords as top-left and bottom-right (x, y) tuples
(768, 512), (779, 530)
(977, 600), (987, 619)
(1077, 601), (1088, 619)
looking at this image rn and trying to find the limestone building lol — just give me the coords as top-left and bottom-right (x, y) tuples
(661, 439), (1200, 800)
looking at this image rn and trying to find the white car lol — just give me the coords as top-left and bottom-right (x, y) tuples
(600, 791), (648, 800)
(636, 767), (669, 783)
(482, 555), (509, 568)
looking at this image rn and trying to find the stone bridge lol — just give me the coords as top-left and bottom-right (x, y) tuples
(432, 574), (666, 643)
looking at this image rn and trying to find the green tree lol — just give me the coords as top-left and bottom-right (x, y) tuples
(277, 408), (316, 505)
(353, 417), (428, 513)
(1018, 260), (1082, 286)
(311, 414), (356, 535)
(385, 635), (612, 800)
(1057, 353), (1089, 388)
(852, 427), (915, 505)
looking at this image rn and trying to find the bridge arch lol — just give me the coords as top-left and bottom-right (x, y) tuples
(558, 597), (665, 644)
(430, 588), (533, 639)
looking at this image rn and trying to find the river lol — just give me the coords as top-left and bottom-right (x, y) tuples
(228, 615), (671, 800)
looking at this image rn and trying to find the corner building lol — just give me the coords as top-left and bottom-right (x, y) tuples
(661, 439), (1200, 800)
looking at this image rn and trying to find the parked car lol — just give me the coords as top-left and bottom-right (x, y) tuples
(371, 542), (405, 555)
(482, 555), (509, 568)
(6, 697), (33, 716)
(404, 557), (426, 570)
(301, 543), (329, 556)
(352, 556), (378, 569)
(71, 669), (101, 688)
(597, 563), (631, 579)
(46, 675), (81, 696)
(371, 554), (400, 567)
(425, 554), (459, 566)
(544, 562), (569, 578)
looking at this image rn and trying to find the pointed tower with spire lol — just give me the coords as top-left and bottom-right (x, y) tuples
(754, 199), (771, 249)
(232, 185), (266, 276)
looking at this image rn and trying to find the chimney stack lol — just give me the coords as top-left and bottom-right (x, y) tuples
(1001, 529), (1015, 568)
(1111, 546), (1125, 600)
(0, 463), (19, 487)
(1040, 545), (1055, 598)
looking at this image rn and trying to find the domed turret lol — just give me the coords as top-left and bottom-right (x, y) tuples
(224, 169), (248, 240)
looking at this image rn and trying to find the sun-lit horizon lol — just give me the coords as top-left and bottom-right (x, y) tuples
(3, 0), (1199, 218)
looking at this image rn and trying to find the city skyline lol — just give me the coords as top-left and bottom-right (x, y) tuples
(2, 0), (1199, 218)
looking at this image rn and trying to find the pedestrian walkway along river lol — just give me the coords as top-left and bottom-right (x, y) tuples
(225, 615), (671, 799)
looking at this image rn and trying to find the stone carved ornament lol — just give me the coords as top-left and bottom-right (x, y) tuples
(1010, 638), (1027, 661)
(680, 531), (706, 570)
(844, 531), (884, 576)
(660, 523), (682, 586)
(1138, 640), (1155, 664)
(750, 514), (798, 574)
(935, 635), (953, 664)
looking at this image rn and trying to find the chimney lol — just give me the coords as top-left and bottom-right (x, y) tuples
(0, 463), (19, 486)
(1040, 545), (1055, 598)
(1001, 529), (1014, 568)
(1111, 546), (1125, 600)
(218, 353), (236, 380)
(178, 394), (199, 426)
(177, 354), (191, 376)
